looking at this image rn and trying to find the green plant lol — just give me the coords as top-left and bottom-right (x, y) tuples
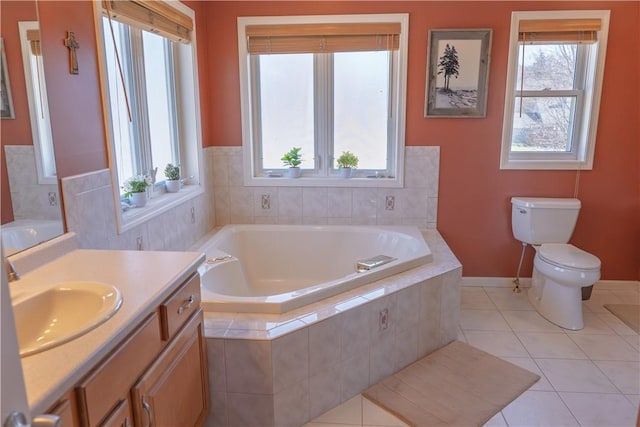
(281, 147), (303, 168)
(122, 174), (152, 198)
(164, 163), (180, 181)
(336, 151), (359, 169)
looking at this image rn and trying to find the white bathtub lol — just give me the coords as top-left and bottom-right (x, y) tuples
(198, 224), (433, 314)
(1, 219), (64, 256)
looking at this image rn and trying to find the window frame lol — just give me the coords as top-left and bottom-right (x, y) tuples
(18, 22), (56, 184)
(237, 14), (409, 188)
(105, 20), (181, 184)
(499, 10), (610, 170)
(94, 1), (203, 233)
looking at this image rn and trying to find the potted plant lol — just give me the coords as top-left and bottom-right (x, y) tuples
(123, 174), (152, 207)
(281, 147), (303, 178)
(164, 163), (181, 193)
(336, 151), (359, 178)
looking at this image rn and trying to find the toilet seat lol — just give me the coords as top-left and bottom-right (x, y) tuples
(538, 243), (601, 271)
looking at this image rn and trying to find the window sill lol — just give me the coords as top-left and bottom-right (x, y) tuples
(118, 184), (204, 233)
(500, 158), (594, 170)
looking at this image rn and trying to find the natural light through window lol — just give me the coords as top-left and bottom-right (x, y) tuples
(500, 10), (610, 170)
(258, 54), (315, 170)
(102, 18), (179, 187)
(238, 14), (408, 187)
(334, 51), (390, 170)
(96, 0), (202, 232)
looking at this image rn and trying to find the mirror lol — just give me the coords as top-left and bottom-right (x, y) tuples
(1, 1), (64, 256)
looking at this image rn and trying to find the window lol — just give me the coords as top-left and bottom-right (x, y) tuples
(18, 22), (56, 184)
(500, 10), (610, 170)
(238, 14), (409, 186)
(102, 18), (179, 184)
(95, 1), (202, 231)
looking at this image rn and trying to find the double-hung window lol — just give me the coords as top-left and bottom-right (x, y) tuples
(96, 0), (202, 230)
(238, 14), (409, 186)
(500, 10), (610, 170)
(102, 18), (179, 184)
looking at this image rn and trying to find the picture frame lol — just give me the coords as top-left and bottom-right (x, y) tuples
(1, 37), (15, 119)
(425, 29), (492, 118)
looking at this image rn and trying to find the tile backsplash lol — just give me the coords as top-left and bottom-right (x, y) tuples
(4, 145), (62, 221)
(61, 169), (212, 251)
(59, 146), (439, 251)
(209, 146), (439, 229)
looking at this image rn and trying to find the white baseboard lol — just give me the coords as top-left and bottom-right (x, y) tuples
(461, 277), (531, 288)
(592, 279), (640, 291)
(461, 277), (639, 290)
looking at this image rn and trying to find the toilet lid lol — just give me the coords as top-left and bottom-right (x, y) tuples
(539, 243), (601, 270)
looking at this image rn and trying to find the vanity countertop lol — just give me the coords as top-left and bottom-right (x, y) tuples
(12, 248), (205, 415)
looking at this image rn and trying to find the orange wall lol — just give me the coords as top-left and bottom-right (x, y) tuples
(37, 1), (108, 178)
(0, 1), (38, 224)
(203, 1), (640, 280)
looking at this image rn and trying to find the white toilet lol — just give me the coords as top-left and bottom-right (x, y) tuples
(511, 197), (601, 330)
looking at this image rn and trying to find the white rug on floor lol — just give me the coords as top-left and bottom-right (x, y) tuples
(363, 341), (540, 427)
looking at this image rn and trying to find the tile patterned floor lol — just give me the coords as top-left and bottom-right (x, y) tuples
(304, 283), (640, 427)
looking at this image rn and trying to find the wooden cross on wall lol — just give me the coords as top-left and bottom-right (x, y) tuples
(63, 31), (79, 75)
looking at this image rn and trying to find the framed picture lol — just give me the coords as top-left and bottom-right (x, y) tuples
(425, 29), (492, 118)
(1, 38), (15, 119)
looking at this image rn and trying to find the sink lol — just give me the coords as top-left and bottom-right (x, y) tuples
(13, 282), (123, 357)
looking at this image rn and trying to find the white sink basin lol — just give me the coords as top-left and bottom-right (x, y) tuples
(13, 282), (122, 357)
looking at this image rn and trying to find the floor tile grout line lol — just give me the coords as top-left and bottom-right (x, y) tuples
(554, 391), (586, 427)
(589, 359), (636, 396)
(565, 331), (640, 361)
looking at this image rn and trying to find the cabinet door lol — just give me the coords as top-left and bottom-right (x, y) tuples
(77, 312), (161, 427)
(99, 399), (132, 427)
(49, 392), (79, 427)
(132, 309), (209, 427)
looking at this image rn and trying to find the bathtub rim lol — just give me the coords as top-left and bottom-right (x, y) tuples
(1, 218), (65, 256)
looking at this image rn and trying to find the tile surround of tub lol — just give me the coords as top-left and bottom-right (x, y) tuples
(204, 269), (461, 427)
(207, 146), (439, 228)
(202, 230), (462, 427)
(61, 169), (213, 251)
(4, 145), (62, 221)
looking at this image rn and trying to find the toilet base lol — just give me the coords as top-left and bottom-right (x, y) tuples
(529, 268), (585, 330)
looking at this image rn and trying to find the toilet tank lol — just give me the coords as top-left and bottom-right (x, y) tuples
(511, 197), (581, 244)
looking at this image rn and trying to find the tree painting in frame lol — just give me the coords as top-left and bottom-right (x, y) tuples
(1, 38), (15, 119)
(425, 29), (492, 118)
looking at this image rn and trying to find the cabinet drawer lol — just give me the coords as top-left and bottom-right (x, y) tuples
(77, 312), (162, 427)
(160, 273), (201, 340)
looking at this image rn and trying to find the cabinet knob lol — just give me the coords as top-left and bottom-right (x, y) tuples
(177, 295), (195, 314)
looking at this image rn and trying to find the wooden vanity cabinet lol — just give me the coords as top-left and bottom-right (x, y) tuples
(66, 272), (208, 427)
(99, 399), (132, 427)
(49, 390), (81, 427)
(131, 309), (208, 427)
